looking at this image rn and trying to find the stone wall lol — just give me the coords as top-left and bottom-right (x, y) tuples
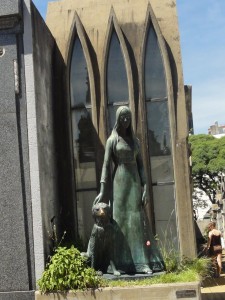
(0, 0), (35, 299)
(31, 2), (76, 263)
(0, 0), (73, 297)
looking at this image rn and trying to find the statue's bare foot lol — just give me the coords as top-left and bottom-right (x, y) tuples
(113, 270), (121, 276)
(142, 266), (153, 274)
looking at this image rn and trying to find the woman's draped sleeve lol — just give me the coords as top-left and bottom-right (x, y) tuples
(100, 137), (114, 183)
(136, 139), (146, 186)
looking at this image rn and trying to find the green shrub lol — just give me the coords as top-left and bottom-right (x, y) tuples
(160, 245), (179, 273)
(155, 227), (179, 273)
(158, 235), (211, 279)
(155, 221), (211, 279)
(179, 256), (212, 279)
(37, 246), (103, 293)
(107, 256), (211, 288)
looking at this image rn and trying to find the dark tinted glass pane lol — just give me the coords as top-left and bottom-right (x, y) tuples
(153, 185), (177, 247)
(107, 31), (129, 104)
(145, 26), (166, 99)
(147, 101), (171, 156)
(150, 156), (174, 183)
(71, 108), (97, 189)
(70, 38), (91, 107)
(77, 190), (97, 247)
(108, 105), (117, 133)
(153, 185), (175, 221)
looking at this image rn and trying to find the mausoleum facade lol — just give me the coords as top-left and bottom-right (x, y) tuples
(0, 0), (196, 298)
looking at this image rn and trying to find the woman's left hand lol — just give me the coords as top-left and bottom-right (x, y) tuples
(142, 184), (147, 206)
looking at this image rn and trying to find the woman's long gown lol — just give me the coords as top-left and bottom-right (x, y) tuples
(112, 137), (150, 272)
(101, 134), (164, 273)
(101, 135), (151, 273)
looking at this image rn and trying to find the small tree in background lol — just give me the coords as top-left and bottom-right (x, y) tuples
(189, 134), (225, 206)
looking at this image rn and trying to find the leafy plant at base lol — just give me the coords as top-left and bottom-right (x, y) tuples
(157, 234), (178, 273)
(37, 246), (103, 293)
(180, 256), (212, 279)
(157, 238), (211, 282)
(155, 212), (211, 280)
(155, 210), (179, 273)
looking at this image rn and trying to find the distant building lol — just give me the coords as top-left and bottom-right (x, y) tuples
(208, 121), (225, 137)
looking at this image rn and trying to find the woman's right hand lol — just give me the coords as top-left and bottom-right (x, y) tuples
(93, 183), (106, 205)
(93, 193), (104, 205)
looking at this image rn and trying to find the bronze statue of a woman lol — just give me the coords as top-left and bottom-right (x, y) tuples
(95, 106), (164, 274)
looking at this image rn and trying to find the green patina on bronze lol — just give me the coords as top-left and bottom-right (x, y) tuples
(94, 106), (164, 274)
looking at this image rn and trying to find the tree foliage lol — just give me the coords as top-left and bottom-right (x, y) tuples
(189, 134), (225, 203)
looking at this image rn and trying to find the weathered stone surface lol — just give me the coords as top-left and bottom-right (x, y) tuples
(0, 0), (35, 293)
(0, 114), (30, 291)
(35, 282), (201, 300)
(0, 291), (34, 300)
(0, 0), (21, 17)
(0, 35), (17, 114)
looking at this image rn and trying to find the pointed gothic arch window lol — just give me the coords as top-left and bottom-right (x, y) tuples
(143, 19), (176, 243)
(70, 34), (97, 246)
(107, 31), (129, 104)
(145, 26), (167, 100)
(144, 25), (171, 158)
(70, 38), (91, 107)
(106, 28), (130, 132)
(144, 22), (174, 180)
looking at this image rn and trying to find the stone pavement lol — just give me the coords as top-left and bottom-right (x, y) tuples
(201, 275), (225, 299)
(201, 251), (225, 299)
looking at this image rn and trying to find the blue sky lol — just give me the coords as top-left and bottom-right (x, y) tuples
(33, 0), (225, 134)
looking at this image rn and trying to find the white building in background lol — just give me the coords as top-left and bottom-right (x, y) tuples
(208, 121), (225, 137)
(193, 188), (212, 220)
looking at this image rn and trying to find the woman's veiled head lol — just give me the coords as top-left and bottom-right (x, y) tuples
(113, 106), (132, 134)
(110, 106), (138, 156)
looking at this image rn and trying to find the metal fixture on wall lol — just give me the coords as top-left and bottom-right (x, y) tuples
(0, 47), (5, 57)
(13, 59), (20, 95)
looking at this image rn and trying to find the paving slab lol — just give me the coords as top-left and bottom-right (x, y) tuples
(201, 251), (225, 300)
